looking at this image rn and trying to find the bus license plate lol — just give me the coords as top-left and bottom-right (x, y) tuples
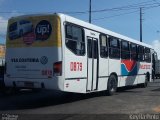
(24, 82), (34, 88)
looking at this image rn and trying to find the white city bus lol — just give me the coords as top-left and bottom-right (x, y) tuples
(5, 13), (154, 95)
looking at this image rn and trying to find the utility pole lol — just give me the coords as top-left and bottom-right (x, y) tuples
(89, 0), (91, 23)
(140, 7), (142, 42)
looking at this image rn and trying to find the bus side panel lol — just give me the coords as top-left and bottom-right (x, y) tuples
(119, 76), (138, 86)
(64, 79), (87, 93)
(98, 58), (108, 91)
(137, 62), (151, 84)
(119, 59), (139, 86)
(108, 59), (121, 87)
(63, 45), (87, 93)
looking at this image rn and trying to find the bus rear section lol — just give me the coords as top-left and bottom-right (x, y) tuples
(155, 60), (160, 79)
(5, 14), (64, 91)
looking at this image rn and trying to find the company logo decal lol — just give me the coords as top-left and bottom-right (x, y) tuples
(140, 64), (151, 69)
(11, 56), (48, 65)
(11, 58), (39, 63)
(40, 56), (48, 65)
(121, 60), (137, 76)
(35, 20), (52, 41)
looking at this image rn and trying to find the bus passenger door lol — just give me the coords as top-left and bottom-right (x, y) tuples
(87, 37), (98, 91)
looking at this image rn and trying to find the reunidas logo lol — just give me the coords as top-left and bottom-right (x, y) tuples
(35, 20), (52, 40)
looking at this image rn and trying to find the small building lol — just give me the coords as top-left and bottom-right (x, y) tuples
(0, 44), (5, 66)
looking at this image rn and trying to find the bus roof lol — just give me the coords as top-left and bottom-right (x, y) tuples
(60, 13), (152, 49)
(9, 13), (152, 49)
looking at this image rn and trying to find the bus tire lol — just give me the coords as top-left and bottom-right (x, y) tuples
(106, 75), (117, 96)
(139, 74), (149, 88)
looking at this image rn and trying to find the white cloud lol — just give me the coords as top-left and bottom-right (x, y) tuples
(0, 10), (24, 41)
(0, 16), (8, 38)
(152, 40), (160, 59)
(9, 10), (23, 17)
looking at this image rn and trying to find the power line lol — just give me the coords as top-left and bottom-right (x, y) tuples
(152, 0), (160, 5)
(92, 4), (160, 21)
(91, 2), (157, 13)
(0, 4), (159, 23)
(0, 0), (158, 15)
(92, 10), (139, 21)
(0, 1), (159, 25)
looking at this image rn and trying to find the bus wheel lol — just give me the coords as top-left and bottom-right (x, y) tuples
(106, 75), (117, 96)
(145, 73), (150, 87)
(139, 74), (149, 88)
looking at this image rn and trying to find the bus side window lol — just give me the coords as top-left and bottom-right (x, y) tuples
(65, 24), (85, 56)
(144, 47), (151, 63)
(100, 34), (108, 58)
(121, 40), (130, 59)
(130, 43), (137, 60)
(138, 46), (144, 62)
(109, 36), (120, 59)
